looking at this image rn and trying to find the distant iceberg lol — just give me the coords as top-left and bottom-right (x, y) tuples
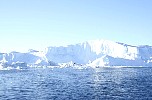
(0, 39), (152, 69)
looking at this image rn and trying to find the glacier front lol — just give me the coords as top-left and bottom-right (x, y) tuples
(1, 39), (152, 69)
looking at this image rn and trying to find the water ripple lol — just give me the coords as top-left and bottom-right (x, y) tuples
(0, 67), (152, 100)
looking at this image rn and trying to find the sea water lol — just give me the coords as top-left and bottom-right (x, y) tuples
(0, 67), (152, 100)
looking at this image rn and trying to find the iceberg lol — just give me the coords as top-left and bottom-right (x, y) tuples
(0, 39), (152, 69)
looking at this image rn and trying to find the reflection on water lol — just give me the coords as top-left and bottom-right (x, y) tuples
(0, 67), (152, 100)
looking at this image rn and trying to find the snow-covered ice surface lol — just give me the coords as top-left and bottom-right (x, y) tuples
(1, 39), (152, 69)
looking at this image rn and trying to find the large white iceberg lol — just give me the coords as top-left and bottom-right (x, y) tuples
(0, 39), (152, 68)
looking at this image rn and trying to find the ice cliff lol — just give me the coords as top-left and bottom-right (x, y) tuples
(1, 39), (152, 68)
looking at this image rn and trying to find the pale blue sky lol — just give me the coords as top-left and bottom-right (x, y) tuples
(0, 0), (152, 52)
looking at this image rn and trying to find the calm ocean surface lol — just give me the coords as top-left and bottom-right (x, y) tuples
(0, 67), (152, 100)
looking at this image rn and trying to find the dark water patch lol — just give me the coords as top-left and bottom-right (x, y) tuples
(0, 67), (152, 99)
